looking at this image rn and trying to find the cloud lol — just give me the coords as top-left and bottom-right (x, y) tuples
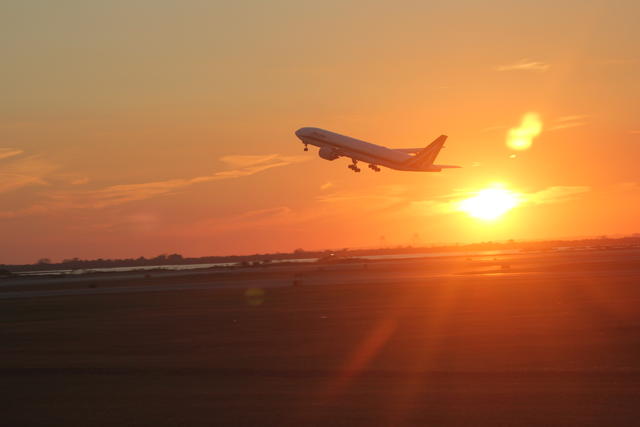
(526, 186), (591, 205)
(0, 156), (57, 193)
(173, 186), (412, 239)
(210, 156), (306, 180)
(320, 181), (334, 191)
(168, 205), (313, 238)
(70, 177), (90, 185)
(548, 122), (587, 131)
(317, 185), (407, 208)
(217, 183), (587, 242)
(8, 153), (308, 214)
(198, 186), (410, 235)
(237, 206), (293, 220)
(0, 148), (23, 160)
(47, 173), (91, 186)
(495, 59), (550, 72)
(506, 113), (543, 151)
(86, 179), (190, 208)
(0, 204), (49, 220)
(406, 185), (590, 218)
(407, 199), (456, 216)
(630, 130), (640, 135)
(555, 115), (589, 123)
(219, 154), (280, 168)
(548, 115), (589, 131)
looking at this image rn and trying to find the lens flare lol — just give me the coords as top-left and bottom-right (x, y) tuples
(458, 187), (521, 220)
(507, 113), (542, 150)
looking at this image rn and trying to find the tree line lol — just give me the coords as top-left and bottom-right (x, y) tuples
(2, 235), (639, 273)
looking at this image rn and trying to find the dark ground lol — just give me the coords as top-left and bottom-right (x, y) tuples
(2, 249), (640, 426)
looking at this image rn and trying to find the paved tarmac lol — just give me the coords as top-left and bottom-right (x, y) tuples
(3, 248), (640, 426)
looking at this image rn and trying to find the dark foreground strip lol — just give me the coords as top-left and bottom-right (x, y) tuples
(2, 367), (640, 379)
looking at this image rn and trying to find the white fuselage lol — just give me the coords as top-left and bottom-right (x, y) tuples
(295, 127), (432, 171)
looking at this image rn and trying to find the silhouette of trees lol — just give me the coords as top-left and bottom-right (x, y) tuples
(3, 235), (639, 273)
(167, 253), (183, 263)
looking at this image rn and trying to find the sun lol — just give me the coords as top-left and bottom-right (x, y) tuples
(458, 187), (521, 220)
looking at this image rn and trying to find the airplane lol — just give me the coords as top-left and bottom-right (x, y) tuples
(295, 127), (460, 173)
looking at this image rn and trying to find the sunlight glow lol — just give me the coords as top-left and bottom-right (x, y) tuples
(458, 187), (521, 220)
(507, 113), (543, 150)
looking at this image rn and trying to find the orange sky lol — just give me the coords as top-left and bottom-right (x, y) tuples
(1, 1), (639, 263)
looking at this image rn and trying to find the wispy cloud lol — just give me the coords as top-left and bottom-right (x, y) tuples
(79, 155), (307, 208)
(407, 199), (456, 216)
(5, 153), (308, 215)
(85, 179), (192, 208)
(98, 182), (595, 240)
(70, 177), (90, 185)
(495, 59), (550, 72)
(238, 206), (293, 220)
(0, 156), (57, 193)
(317, 185), (407, 209)
(0, 148), (24, 161)
(555, 115), (588, 123)
(201, 186), (409, 234)
(548, 122), (586, 131)
(174, 186), (412, 239)
(407, 185), (590, 217)
(210, 155), (305, 180)
(526, 186), (591, 204)
(169, 205), (314, 238)
(0, 205), (50, 220)
(548, 115), (589, 131)
(320, 181), (334, 191)
(219, 154), (281, 168)
(630, 130), (640, 135)
(48, 173), (92, 186)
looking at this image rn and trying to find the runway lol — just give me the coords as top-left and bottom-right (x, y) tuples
(2, 248), (639, 300)
(3, 248), (640, 426)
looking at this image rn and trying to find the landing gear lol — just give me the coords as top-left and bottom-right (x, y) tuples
(368, 164), (381, 172)
(348, 159), (361, 173)
(303, 144), (308, 152)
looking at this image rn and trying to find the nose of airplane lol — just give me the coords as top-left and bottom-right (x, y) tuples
(296, 127), (314, 138)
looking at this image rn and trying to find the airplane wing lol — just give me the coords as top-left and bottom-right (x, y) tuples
(395, 148), (423, 154)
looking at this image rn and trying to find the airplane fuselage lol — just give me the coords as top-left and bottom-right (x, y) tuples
(294, 127), (447, 172)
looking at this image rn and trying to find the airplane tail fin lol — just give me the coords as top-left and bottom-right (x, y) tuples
(405, 135), (448, 168)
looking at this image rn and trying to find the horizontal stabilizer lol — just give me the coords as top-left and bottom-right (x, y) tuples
(396, 148), (423, 154)
(405, 135), (448, 168)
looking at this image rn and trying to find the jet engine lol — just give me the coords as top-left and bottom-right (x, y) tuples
(318, 146), (339, 161)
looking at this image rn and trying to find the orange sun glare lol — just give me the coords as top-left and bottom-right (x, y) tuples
(458, 187), (520, 220)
